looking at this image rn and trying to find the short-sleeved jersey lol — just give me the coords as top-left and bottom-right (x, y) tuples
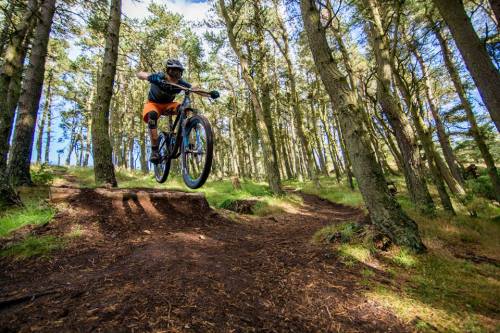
(148, 72), (192, 103)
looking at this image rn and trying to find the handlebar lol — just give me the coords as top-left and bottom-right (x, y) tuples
(160, 79), (192, 92)
(159, 80), (219, 99)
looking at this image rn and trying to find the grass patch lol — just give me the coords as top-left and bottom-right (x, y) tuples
(301, 175), (500, 331)
(0, 204), (55, 237)
(31, 164), (55, 185)
(338, 244), (372, 265)
(362, 213), (499, 332)
(389, 248), (417, 268)
(0, 185), (55, 237)
(361, 268), (375, 277)
(312, 221), (361, 244)
(0, 236), (64, 259)
(286, 177), (364, 208)
(367, 250), (499, 332)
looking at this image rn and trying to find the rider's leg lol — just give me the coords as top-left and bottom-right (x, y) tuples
(164, 102), (180, 115)
(146, 111), (160, 164)
(147, 111), (159, 146)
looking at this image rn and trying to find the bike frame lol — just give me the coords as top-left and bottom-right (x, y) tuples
(158, 90), (193, 161)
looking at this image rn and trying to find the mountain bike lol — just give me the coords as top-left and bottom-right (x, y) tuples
(153, 81), (218, 189)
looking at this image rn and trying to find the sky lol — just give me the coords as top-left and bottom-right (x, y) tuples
(123, 0), (210, 22)
(39, 0), (213, 166)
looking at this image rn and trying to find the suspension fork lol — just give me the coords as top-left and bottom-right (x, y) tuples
(168, 92), (191, 159)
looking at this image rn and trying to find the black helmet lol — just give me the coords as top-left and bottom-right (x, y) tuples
(165, 59), (184, 71)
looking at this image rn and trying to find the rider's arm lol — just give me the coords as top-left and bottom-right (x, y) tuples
(183, 80), (212, 98)
(191, 87), (211, 98)
(137, 72), (165, 85)
(136, 71), (150, 80)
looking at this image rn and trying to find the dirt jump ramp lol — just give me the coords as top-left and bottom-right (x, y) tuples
(47, 187), (218, 237)
(0, 187), (410, 332)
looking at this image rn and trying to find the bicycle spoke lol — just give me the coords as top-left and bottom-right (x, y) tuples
(184, 123), (207, 181)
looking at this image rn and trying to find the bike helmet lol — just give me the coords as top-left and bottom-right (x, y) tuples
(165, 59), (185, 72)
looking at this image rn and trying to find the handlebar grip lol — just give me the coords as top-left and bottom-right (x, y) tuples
(209, 90), (220, 99)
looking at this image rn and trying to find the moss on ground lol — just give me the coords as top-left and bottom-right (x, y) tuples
(0, 186), (55, 237)
(0, 236), (65, 259)
(310, 176), (500, 332)
(285, 176), (364, 208)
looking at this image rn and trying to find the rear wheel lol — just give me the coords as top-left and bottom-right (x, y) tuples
(181, 115), (213, 189)
(154, 132), (172, 183)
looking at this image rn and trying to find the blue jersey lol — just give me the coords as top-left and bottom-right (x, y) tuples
(148, 72), (192, 103)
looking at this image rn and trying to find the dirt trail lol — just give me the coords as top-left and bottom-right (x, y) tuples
(0, 187), (410, 332)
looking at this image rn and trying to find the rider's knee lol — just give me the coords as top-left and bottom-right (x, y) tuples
(147, 111), (158, 129)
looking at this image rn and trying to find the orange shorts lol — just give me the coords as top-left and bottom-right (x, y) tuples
(142, 101), (180, 122)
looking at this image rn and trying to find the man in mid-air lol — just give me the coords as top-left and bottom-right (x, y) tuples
(137, 59), (218, 163)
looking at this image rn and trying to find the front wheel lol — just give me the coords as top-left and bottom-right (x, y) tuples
(154, 132), (172, 183)
(181, 115), (213, 189)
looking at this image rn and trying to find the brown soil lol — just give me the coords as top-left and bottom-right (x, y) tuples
(0, 187), (411, 332)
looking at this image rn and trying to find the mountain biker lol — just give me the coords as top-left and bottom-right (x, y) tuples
(136, 59), (218, 164)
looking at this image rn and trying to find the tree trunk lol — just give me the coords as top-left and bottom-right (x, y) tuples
(335, 115), (355, 190)
(219, 0), (283, 194)
(301, 0), (425, 252)
(139, 120), (148, 173)
(229, 95), (240, 177)
(8, 0), (56, 186)
(320, 109), (342, 182)
(490, 0), (500, 25)
(128, 128), (135, 171)
(0, 0), (37, 175)
(36, 70), (53, 164)
(411, 45), (465, 186)
(398, 74), (456, 213)
(66, 118), (77, 166)
(253, 1), (282, 186)
(91, 0), (121, 187)
(44, 97), (52, 164)
(269, 1), (319, 186)
(365, 0), (435, 215)
(83, 88), (94, 167)
(0, 0), (15, 58)
(392, 60), (466, 199)
(433, 22), (500, 201)
(433, 0), (500, 132)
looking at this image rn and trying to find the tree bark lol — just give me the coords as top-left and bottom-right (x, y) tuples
(433, 22), (500, 202)
(139, 119), (148, 173)
(8, 0), (56, 186)
(44, 96), (52, 164)
(269, 0), (319, 186)
(396, 73), (455, 214)
(91, 0), (121, 187)
(411, 45), (465, 186)
(36, 70), (53, 164)
(392, 59), (466, 199)
(219, 0), (283, 194)
(0, 0), (15, 58)
(301, 0), (425, 252)
(490, 0), (500, 25)
(0, 0), (38, 175)
(334, 115), (355, 190)
(433, 0), (500, 132)
(365, 0), (435, 215)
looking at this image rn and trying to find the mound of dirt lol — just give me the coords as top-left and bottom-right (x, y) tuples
(223, 199), (259, 214)
(0, 187), (411, 332)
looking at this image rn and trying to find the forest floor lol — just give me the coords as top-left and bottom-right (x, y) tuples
(0, 184), (412, 332)
(0, 167), (499, 332)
